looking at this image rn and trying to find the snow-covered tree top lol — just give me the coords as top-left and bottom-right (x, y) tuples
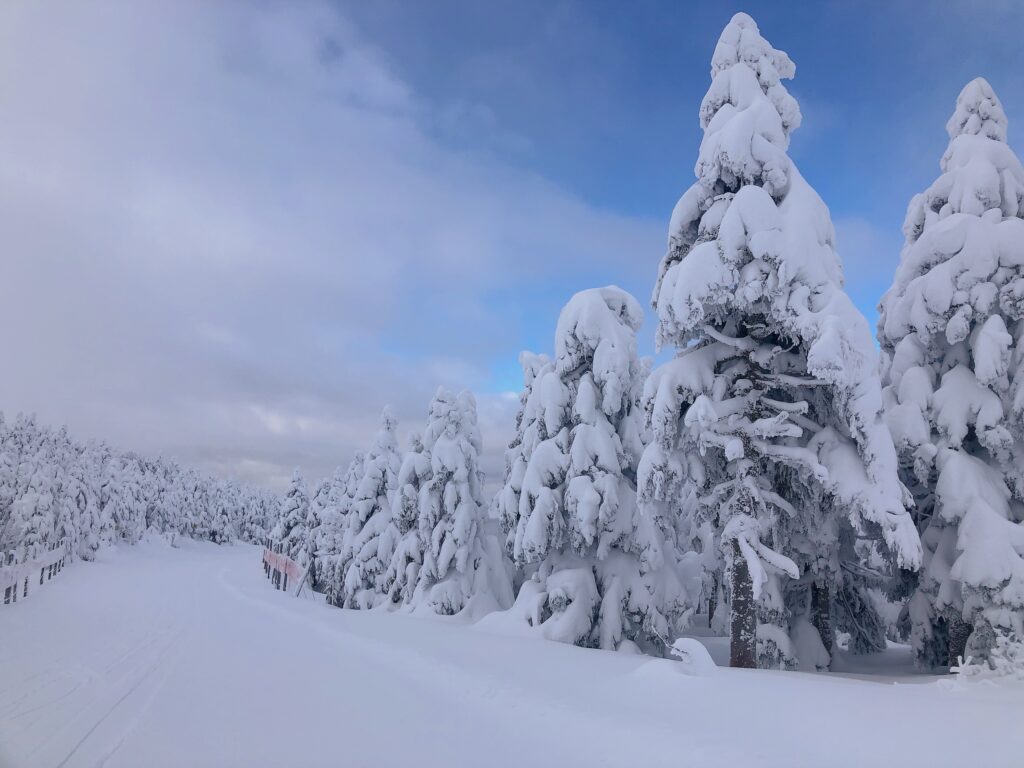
(380, 406), (397, 434)
(691, 12), (801, 212)
(655, 15), (854, 380)
(364, 407), (401, 487)
(705, 12), (800, 136)
(656, 14), (820, 318)
(554, 286), (642, 417)
(881, 79), (1024, 346)
(369, 407), (399, 459)
(947, 78), (1007, 142)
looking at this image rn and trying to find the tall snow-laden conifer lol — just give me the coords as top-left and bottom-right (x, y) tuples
(412, 389), (512, 616)
(879, 78), (1024, 668)
(495, 287), (694, 652)
(11, 463), (56, 561)
(272, 469), (311, 561)
(639, 13), (920, 669)
(382, 431), (431, 605)
(337, 408), (402, 609)
(320, 452), (366, 606)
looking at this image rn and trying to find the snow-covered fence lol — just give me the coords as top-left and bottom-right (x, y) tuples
(1, 540), (70, 605)
(262, 540), (307, 594)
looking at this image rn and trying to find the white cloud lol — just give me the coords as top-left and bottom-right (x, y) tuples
(0, 0), (659, 489)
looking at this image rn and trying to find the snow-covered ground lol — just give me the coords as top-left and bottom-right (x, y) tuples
(2, 542), (1021, 768)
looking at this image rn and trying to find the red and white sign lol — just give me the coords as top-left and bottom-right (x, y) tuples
(262, 548), (305, 583)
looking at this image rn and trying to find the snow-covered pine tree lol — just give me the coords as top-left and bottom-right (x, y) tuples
(320, 452), (366, 606)
(639, 12), (920, 669)
(382, 431), (431, 605)
(10, 462), (56, 561)
(301, 478), (330, 587)
(0, 429), (15, 548)
(494, 287), (693, 652)
(412, 388), (512, 616)
(335, 408), (402, 609)
(209, 481), (236, 544)
(878, 78), (1024, 669)
(308, 478), (330, 547)
(272, 469), (310, 561)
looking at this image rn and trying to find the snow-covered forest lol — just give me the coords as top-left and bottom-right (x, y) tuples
(229, 13), (1024, 678)
(0, 412), (278, 563)
(3, 7), (1024, 767)
(4, 12), (1023, 683)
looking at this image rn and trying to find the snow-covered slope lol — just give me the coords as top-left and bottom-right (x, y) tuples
(1, 542), (1021, 768)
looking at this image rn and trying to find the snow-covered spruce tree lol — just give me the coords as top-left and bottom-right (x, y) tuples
(209, 482), (237, 544)
(272, 469), (310, 562)
(639, 13), (920, 669)
(319, 452), (366, 606)
(0, 434), (15, 547)
(301, 478), (330, 588)
(878, 78), (1024, 669)
(335, 407), (402, 609)
(10, 463), (56, 561)
(308, 478), (330, 547)
(494, 287), (693, 652)
(382, 431), (432, 605)
(411, 388), (512, 616)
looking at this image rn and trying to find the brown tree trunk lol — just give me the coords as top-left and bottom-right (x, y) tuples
(948, 614), (971, 669)
(811, 580), (833, 660)
(730, 540), (757, 669)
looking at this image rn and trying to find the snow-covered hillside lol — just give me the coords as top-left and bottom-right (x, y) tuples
(1, 542), (1021, 768)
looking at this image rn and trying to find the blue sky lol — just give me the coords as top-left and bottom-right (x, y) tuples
(343, 0), (1024, 390)
(1, 0), (1022, 488)
(345, 0), (1024, 343)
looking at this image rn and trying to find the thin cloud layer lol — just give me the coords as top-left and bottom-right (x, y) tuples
(0, 0), (661, 488)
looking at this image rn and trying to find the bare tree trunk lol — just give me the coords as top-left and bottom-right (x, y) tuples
(708, 573), (718, 626)
(948, 614), (971, 669)
(811, 580), (833, 661)
(730, 540), (757, 669)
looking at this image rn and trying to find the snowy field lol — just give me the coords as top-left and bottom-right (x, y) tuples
(1, 541), (1022, 768)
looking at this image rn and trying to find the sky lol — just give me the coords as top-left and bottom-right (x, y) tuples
(1, 0), (1022, 490)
